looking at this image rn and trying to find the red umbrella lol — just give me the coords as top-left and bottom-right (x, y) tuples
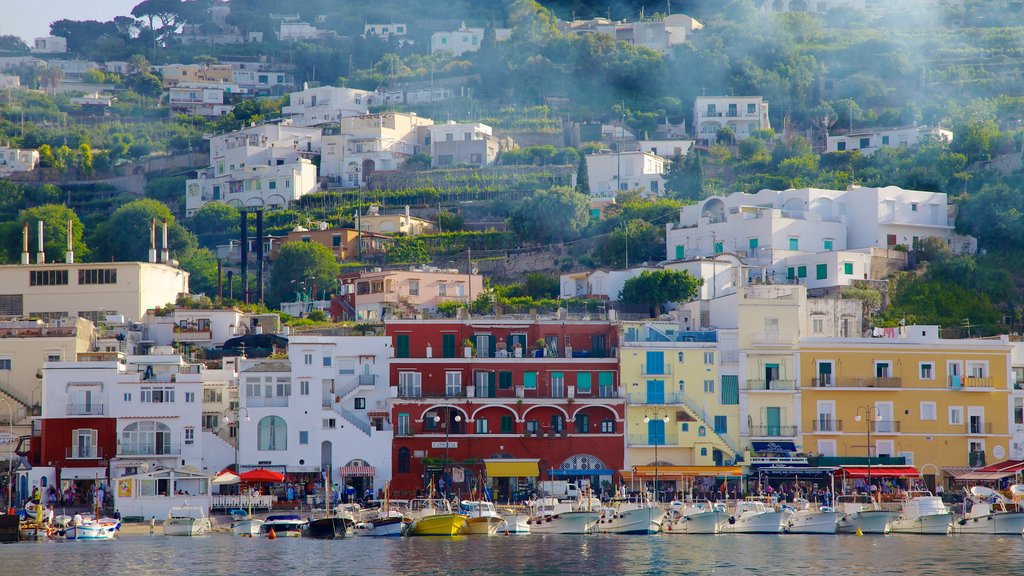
(240, 468), (285, 483)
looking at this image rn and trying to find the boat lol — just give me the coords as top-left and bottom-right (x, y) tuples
(459, 500), (505, 535)
(354, 494), (409, 537)
(783, 500), (841, 534)
(496, 504), (532, 534)
(720, 498), (786, 534)
(889, 491), (953, 534)
(261, 514), (305, 537)
(664, 500), (728, 534)
(595, 494), (666, 534)
(62, 515), (120, 540)
(231, 488), (265, 536)
(836, 494), (893, 534)
(302, 478), (356, 539)
(163, 505), (212, 536)
(405, 498), (468, 536)
(526, 495), (602, 534)
(951, 486), (1024, 535)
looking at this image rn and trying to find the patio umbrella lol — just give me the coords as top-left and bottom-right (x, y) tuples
(240, 468), (285, 483)
(212, 471), (241, 485)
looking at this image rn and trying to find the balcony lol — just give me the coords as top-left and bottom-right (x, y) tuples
(641, 364), (672, 377)
(812, 377), (902, 388)
(968, 421), (993, 435)
(245, 396), (289, 408)
(626, 392), (684, 405)
(66, 446), (104, 459)
(811, 419), (843, 432)
(398, 383), (422, 398)
(749, 425), (798, 437)
(66, 403), (105, 416)
(358, 374), (377, 386)
(870, 420), (901, 433)
(627, 434), (678, 446)
(744, 379), (796, 391)
(950, 376), (994, 390)
(396, 426), (414, 437)
(117, 443), (182, 456)
(172, 328), (213, 342)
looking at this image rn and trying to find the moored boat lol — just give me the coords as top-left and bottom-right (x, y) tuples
(595, 495), (666, 534)
(526, 496), (602, 534)
(889, 491), (952, 534)
(63, 516), (120, 540)
(783, 500), (841, 534)
(459, 500), (505, 535)
(261, 514), (305, 537)
(952, 486), (1024, 535)
(720, 498), (786, 534)
(405, 498), (468, 536)
(496, 504), (532, 534)
(163, 505), (212, 536)
(664, 500), (728, 534)
(836, 494), (892, 534)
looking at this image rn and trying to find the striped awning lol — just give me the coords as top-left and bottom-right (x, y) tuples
(943, 466), (975, 478)
(339, 466), (375, 477)
(624, 466), (743, 478)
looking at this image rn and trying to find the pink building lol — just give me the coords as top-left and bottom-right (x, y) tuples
(335, 267), (484, 320)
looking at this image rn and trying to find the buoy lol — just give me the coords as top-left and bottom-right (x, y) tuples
(856, 527), (863, 537)
(268, 528), (277, 540)
(248, 533), (253, 538)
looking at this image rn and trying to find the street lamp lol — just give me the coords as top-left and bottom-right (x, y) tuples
(644, 408), (671, 503)
(1, 398), (12, 512)
(854, 405), (882, 500)
(433, 407), (462, 498)
(226, 407), (250, 475)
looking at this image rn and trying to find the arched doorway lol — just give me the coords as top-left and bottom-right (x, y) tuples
(557, 454), (611, 496)
(361, 159), (376, 183)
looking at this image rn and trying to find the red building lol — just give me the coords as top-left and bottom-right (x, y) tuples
(386, 319), (624, 499)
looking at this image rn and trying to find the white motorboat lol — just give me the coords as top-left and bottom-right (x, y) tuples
(665, 500), (728, 534)
(354, 509), (407, 537)
(526, 496), (601, 534)
(231, 517), (265, 536)
(890, 491), (952, 534)
(497, 505), (532, 534)
(63, 517), (120, 540)
(163, 505), (213, 536)
(261, 514), (305, 537)
(783, 500), (841, 534)
(720, 498), (786, 534)
(595, 495), (666, 534)
(836, 494), (893, 534)
(952, 486), (1024, 535)
(459, 501), (505, 535)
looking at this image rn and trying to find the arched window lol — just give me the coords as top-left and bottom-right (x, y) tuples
(258, 416), (287, 451)
(397, 447), (411, 473)
(698, 426), (706, 437)
(121, 421), (172, 455)
(700, 447), (708, 456)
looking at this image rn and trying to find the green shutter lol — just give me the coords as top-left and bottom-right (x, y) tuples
(720, 375), (739, 405)
(576, 372), (592, 393)
(843, 262), (853, 275)
(797, 266), (807, 278)
(789, 238), (799, 251)
(499, 371), (512, 389)
(675, 245), (685, 259)
(523, 372), (537, 390)
(823, 239), (833, 251)
(396, 334), (410, 358)
(816, 263), (827, 280)
(714, 241), (723, 254)
(748, 238), (758, 250)
(500, 415), (514, 433)
(442, 334), (456, 358)
(787, 267), (795, 279)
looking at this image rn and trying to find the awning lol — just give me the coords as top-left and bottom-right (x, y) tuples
(751, 441), (797, 453)
(943, 466), (975, 478)
(338, 466), (376, 477)
(484, 459), (539, 478)
(239, 468), (285, 483)
(839, 465), (919, 478)
(974, 459), (1024, 475)
(955, 471), (1010, 481)
(212, 471), (240, 485)
(757, 466), (836, 477)
(625, 466), (743, 478)
(60, 467), (108, 481)
(550, 469), (614, 477)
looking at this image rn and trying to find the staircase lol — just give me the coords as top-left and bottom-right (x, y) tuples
(0, 387), (34, 426)
(677, 400), (737, 458)
(334, 375), (375, 404)
(332, 404), (373, 436)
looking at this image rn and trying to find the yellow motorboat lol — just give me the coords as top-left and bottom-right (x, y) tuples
(406, 498), (468, 536)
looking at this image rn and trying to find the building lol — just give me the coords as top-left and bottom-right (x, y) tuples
(585, 150), (667, 196)
(826, 126), (953, 156)
(160, 63), (235, 88)
(356, 205), (434, 236)
(693, 96), (771, 146)
(386, 318), (624, 498)
(638, 139), (694, 160)
(620, 322), (741, 494)
(141, 307), (248, 349)
(0, 74), (21, 89)
(32, 36), (67, 54)
(185, 122), (322, 215)
(320, 112), (434, 187)
(0, 146), (39, 176)
(282, 86), (373, 127)
(168, 83), (240, 117)
(430, 23), (510, 56)
(336, 267), (484, 321)
(763, 0), (916, 15)
(279, 21), (329, 41)
(269, 224), (390, 262)
(423, 122), (505, 168)
(228, 63), (293, 96)
(364, 23), (408, 39)
(557, 14), (702, 53)
(800, 326), (1014, 491)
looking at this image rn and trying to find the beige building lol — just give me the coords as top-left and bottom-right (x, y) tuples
(160, 63), (235, 88)
(357, 205), (434, 236)
(338, 267), (483, 320)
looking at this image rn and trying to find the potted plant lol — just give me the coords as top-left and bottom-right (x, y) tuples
(463, 338), (476, 358)
(534, 338), (546, 358)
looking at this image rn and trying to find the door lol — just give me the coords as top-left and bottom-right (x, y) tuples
(475, 334), (492, 358)
(817, 401), (835, 433)
(765, 364), (780, 388)
(646, 351), (665, 375)
(817, 362), (832, 387)
(765, 407), (781, 437)
(648, 418), (666, 446)
(948, 362), (962, 388)
(647, 380), (665, 404)
(322, 379), (334, 407)
(874, 402), (893, 433)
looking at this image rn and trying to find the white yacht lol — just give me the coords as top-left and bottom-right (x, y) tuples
(459, 500), (506, 535)
(890, 491), (952, 534)
(595, 495), (666, 534)
(526, 496), (602, 534)
(497, 504), (532, 534)
(836, 494), (893, 534)
(720, 498), (786, 534)
(163, 505), (213, 536)
(664, 500), (728, 534)
(783, 500), (841, 534)
(952, 486), (1024, 535)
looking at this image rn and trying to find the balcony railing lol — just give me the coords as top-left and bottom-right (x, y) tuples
(117, 443), (182, 456)
(812, 377), (902, 388)
(749, 425), (798, 437)
(66, 403), (105, 416)
(245, 397), (289, 408)
(396, 426), (414, 437)
(744, 379), (796, 391)
(358, 374), (377, 386)
(641, 364), (671, 376)
(870, 420), (901, 433)
(626, 392), (684, 405)
(811, 419), (843, 432)
(398, 383), (422, 398)
(66, 446), (104, 459)
(968, 421), (993, 435)
(627, 434), (677, 446)
(950, 376), (994, 389)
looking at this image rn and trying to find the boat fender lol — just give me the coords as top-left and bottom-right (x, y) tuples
(957, 518), (967, 525)
(267, 527), (277, 540)
(728, 516), (736, 525)
(547, 518), (552, 523)
(666, 524), (672, 531)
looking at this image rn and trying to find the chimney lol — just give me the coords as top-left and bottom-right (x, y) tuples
(161, 221), (170, 262)
(148, 219), (158, 263)
(405, 204), (410, 220)
(36, 220), (45, 264)
(21, 222), (29, 265)
(65, 219), (74, 263)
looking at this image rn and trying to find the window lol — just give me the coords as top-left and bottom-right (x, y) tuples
(397, 447), (411, 472)
(714, 416), (727, 434)
(409, 280), (420, 296)
(698, 426), (707, 437)
(0, 359), (11, 370)
(843, 262), (854, 275)
(120, 421), (172, 455)
(30, 270), (68, 286)
(949, 406), (963, 425)
(883, 135), (891, 146)
(787, 267), (795, 280)
(823, 239), (833, 251)
(681, 423), (689, 432)
(797, 266), (807, 278)
(354, 398), (366, 410)
(396, 334), (410, 358)
(525, 420), (539, 433)
(185, 392), (195, 403)
(268, 181), (277, 190)
(747, 103), (756, 114)
(921, 402), (937, 421)
(1015, 398), (1024, 425)
(703, 352), (714, 365)
(499, 371), (513, 390)
(445, 371), (462, 397)
(202, 414), (219, 430)
(78, 269), (117, 285)
(714, 241), (723, 254)
(816, 264), (827, 280)
(258, 416), (287, 450)
(859, 137), (870, 149)
(323, 418), (337, 429)
(551, 372), (565, 397)
(299, 431), (309, 445)
(837, 141), (846, 151)
(700, 447), (708, 457)
(71, 429), (97, 458)
(600, 419), (615, 433)
(576, 414), (590, 433)
(398, 371), (421, 397)
(920, 363), (934, 380)
(473, 418), (490, 434)
(323, 356), (332, 367)
(203, 388), (222, 403)
(397, 413), (411, 436)
(500, 415), (514, 434)
(812, 316), (824, 335)
(576, 372), (592, 394)
(123, 393), (131, 402)
(300, 381), (309, 395)
(140, 387), (175, 403)
(675, 245), (685, 259)
(703, 379), (714, 394)
(523, 372), (538, 390)
(788, 237), (799, 251)
(304, 354), (312, 365)
(749, 238), (758, 250)
(551, 415), (565, 432)
(184, 427), (195, 445)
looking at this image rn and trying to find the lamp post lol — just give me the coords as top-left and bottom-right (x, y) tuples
(226, 406), (250, 475)
(644, 408), (671, 503)
(434, 407), (462, 498)
(854, 405), (881, 499)
(1, 398), (12, 511)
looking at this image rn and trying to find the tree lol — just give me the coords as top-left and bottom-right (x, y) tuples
(386, 236), (430, 265)
(523, 273), (559, 299)
(0, 35), (29, 52)
(618, 269), (702, 317)
(575, 154), (590, 195)
(88, 199), (196, 262)
(177, 247), (219, 297)
(604, 219), (664, 268)
(1, 204), (89, 264)
(186, 202), (240, 250)
(664, 153), (687, 198)
(77, 143), (94, 176)
(676, 150), (705, 201)
(267, 242), (340, 307)
(508, 186), (590, 244)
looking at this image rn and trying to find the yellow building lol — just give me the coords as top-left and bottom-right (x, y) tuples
(800, 325), (1013, 490)
(621, 322), (740, 490)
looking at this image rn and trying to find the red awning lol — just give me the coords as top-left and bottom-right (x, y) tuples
(339, 466), (376, 477)
(240, 468), (285, 483)
(974, 460), (1024, 474)
(840, 465), (919, 479)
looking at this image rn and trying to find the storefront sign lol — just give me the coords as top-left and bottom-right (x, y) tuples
(431, 441), (458, 448)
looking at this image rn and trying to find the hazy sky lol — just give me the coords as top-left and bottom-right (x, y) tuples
(0, 0), (140, 42)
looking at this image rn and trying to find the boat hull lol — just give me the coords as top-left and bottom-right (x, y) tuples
(501, 514), (531, 534)
(838, 511), (892, 534)
(262, 521), (304, 537)
(952, 512), (1024, 535)
(890, 513), (952, 535)
(721, 511), (786, 534)
(355, 517), (406, 537)
(408, 514), (468, 536)
(596, 507), (665, 534)
(666, 511), (726, 534)
(164, 519), (212, 537)
(462, 516), (505, 535)
(64, 524), (118, 540)
(785, 512), (841, 534)
(231, 519), (265, 536)
(527, 511), (600, 534)
(303, 517), (350, 539)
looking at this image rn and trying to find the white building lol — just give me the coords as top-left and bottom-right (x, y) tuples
(0, 74), (21, 89)
(141, 308), (248, 348)
(557, 14), (702, 53)
(282, 85), (373, 127)
(279, 22), (321, 41)
(364, 23), (408, 38)
(763, 0), (915, 15)
(185, 122), (322, 215)
(431, 23), (510, 56)
(826, 126), (953, 156)
(321, 112), (434, 187)
(693, 96), (771, 145)
(168, 83), (240, 117)
(32, 36), (68, 54)
(585, 150), (667, 196)
(424, 122), (504, 168)
(227, 62), (293, 95)
(0, 146), (39, 176)
(237, 336), (393, 491)
(637, 139), (694, 160)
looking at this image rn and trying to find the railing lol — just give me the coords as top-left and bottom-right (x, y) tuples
(627, 434), (677, 446)
(870, 421), (901, 433)
(812, 377), (902, 388)
(720, 351), (739, 365)
(641, 364), (671, 376)
(749, 425), (798, 437)
(811, 419), (843, 432)
(172, 328), (213, 342)
(66, 446), (104, 459)
(744, 379), (796, 391)
(396, 425), (414, 437)
(118, 443), (182, 456)
(211, 495), (276, 511)
(968, 421), (993, 435)
(952, 377), (994, 389)
(599, 386), (618, 398)
(245, 397), (289, 407)
(398, 384), (422, 398)
(626, 392), (684, 404)
(66, 404), (105, 416)
(358, 374), (377, 386)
